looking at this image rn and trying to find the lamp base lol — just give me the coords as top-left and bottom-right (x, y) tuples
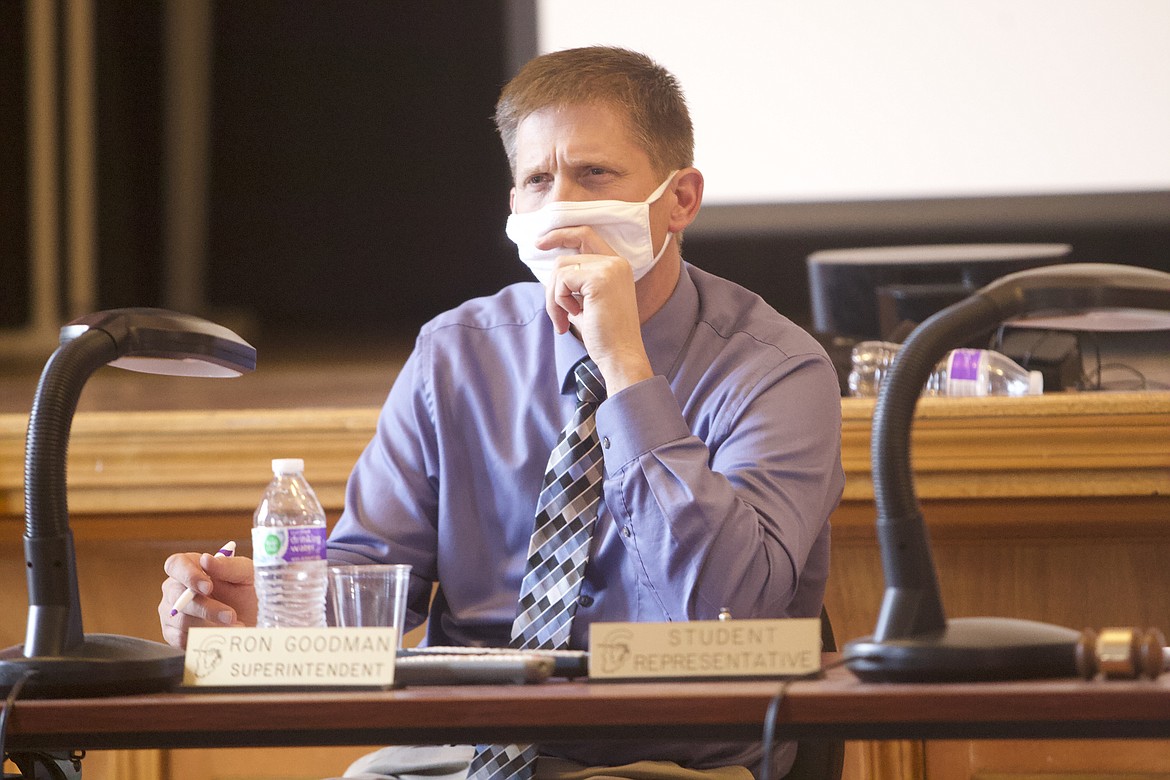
(844, 616), (1081, 682)
(0, 633), (185, 697)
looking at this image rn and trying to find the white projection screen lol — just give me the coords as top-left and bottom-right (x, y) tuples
(529, 0), (1170, 234)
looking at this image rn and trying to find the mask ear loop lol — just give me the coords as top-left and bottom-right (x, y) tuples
(650, 231), (673, 264)
(645, 170), (681, 205)
(646, 170), (681, 263)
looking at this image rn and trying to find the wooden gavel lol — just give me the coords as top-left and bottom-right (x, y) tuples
(1076, 627), (1167, 680)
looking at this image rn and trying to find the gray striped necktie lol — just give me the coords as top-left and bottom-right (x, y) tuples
(466, 358), (606, 780)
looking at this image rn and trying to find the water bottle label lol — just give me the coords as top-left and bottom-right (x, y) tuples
(944, 349), (985, 397)
(948, 349), (981, 381)
(251, 526), (327, 566)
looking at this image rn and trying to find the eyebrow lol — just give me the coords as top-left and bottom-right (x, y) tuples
(516, 157), (625, 180)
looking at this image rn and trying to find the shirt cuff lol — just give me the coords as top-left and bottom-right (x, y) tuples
(595, 375), (691, 475)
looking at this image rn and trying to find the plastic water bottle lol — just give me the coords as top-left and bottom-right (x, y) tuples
(925, 348), (1044, 397)
(849, 341), (1043, 398)
(847, 341), (902, 397)
(252, 458), (328, 627)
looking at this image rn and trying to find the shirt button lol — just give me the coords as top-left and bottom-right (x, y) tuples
(601, 436), (610, 449)
(578, 594), (594, 608)
(621, 526), (632, 539)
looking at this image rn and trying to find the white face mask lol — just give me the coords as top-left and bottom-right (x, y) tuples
(506, 172), (678, 287)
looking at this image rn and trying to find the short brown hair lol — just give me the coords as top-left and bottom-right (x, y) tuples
(495, 46), (694, 179)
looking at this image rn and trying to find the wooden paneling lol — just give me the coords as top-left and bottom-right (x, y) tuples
(3, 393), (1167, 519)
(924, 739), (1170, 779)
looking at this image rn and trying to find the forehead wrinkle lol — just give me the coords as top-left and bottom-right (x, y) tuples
(515, 150), (623, 183)
(514, 104), (638, 175)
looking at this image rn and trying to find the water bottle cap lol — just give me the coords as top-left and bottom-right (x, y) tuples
(1027, 370), (1044, 395)
(271, 458), (305, 475)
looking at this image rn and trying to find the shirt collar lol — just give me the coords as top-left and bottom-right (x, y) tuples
(552, 263), (699, 395)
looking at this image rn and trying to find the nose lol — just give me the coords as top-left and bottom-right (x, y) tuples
(549, 177), (587, 203)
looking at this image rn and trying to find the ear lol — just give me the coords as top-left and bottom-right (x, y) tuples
(509, 186), (517, 214)
(667, 168), (704, 233)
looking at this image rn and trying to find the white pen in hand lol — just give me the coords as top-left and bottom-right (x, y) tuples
(170, 541), (236, 617)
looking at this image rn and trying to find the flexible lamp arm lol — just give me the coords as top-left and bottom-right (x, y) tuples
(870, 295), (1001, 641)
(871, 264), (1170, 643)
(23, 329), (119, 656)
(26, 329), (118, 539)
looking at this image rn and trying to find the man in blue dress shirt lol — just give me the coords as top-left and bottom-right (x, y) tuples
(160, 46), (844, 780)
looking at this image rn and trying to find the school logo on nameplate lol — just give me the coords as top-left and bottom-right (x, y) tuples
(184, 627), (398, 687)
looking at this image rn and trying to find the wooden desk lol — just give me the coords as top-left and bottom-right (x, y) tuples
(1, 392), (1168, 780)
(4, 661), (1170, 753)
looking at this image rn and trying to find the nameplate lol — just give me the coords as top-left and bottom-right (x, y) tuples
(587, 618), (821, 680)
(184, 627), (397, 687)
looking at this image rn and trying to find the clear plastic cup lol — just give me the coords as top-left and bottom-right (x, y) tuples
(328, 563), (412, 648)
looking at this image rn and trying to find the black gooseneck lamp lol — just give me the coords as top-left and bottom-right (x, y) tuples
(845, 263), (1170, 682)
(0, 308), (256, 697)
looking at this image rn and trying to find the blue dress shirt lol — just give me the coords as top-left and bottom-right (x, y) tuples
(328, 262), (845, 776)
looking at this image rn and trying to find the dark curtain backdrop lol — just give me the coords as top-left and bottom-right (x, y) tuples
(96, 3), (164, 312)
(206, 2), (518, 338)
(1, 0), (30, 328)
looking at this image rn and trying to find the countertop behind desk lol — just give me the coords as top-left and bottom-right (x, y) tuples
(2, 391), (1166, 524)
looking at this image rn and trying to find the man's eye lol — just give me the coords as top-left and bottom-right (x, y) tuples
(586, 167), (607, 177)
(526, 174), (550, 187)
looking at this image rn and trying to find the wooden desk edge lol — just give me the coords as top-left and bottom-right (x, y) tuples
(5, 658), (1170, 751)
